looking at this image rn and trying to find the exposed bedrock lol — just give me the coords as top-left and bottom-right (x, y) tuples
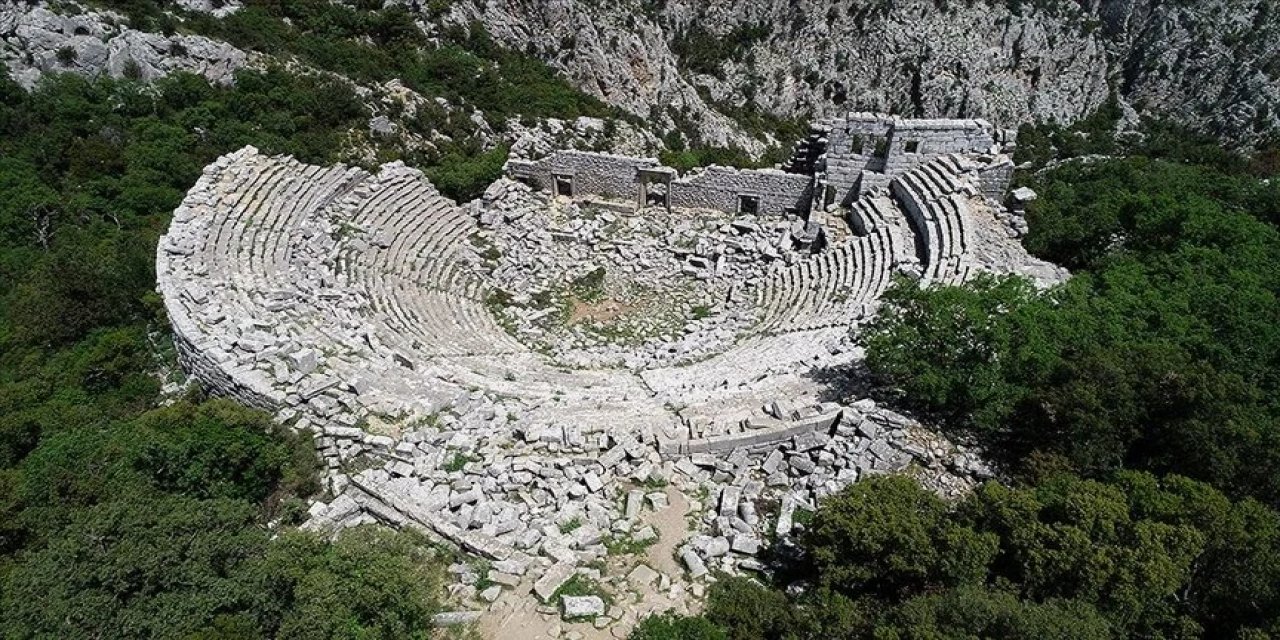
(448, 0), (1279, 149)
(0, 5), (250, 89)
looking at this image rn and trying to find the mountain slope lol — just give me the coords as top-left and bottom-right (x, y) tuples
(451, 0), (1279, 149)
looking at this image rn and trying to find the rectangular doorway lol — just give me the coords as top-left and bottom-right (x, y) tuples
(553, 173), (574, 197)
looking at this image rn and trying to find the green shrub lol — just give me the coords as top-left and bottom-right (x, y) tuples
(805, 475), (998, 596)
(703, 576), (797, 640)
(671, 23), (770, 78)
(570, 266), (607, 301)
(670, 471), (1280, 638)
(865, 157), (1280, 502)
(425, 144), (509, 203)
(0, 67), (450, 639)
(660, 146), (759, 172)
(879, 586), (1114, 639)
(630, 613), (727, 640)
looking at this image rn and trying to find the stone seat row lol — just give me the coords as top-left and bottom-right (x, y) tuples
(181, 155), (494, 355)
(755, 191), (923, 334)
(888, 157), (977, 284)
(640, 326), (853, 406)
(159, 148), (682, 434)
(312, 169), (668, 418)
(212, 159), (363, 280)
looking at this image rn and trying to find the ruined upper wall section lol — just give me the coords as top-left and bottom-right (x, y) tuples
(506, 150), (811, 217)
(819, 113), (1011, 204)
(505, 114), (1016, 219)
(506, 150), (660, 201)
(671, 167), (812, 218)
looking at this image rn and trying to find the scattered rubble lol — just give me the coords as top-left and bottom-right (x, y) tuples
(155, 115), (1058, 634)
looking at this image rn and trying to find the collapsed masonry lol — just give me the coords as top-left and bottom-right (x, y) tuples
(154, 118), (1064, 628)
(814, 113), (1015, 202)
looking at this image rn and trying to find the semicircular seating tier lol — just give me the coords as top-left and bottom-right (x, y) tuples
(158, 147), (1065, 449)
(887, 155), (980, 285)
(157, 147), (674, 436)
(751, 192), (918, 335)
(638, 155), (1066, 434)
(884, 155), (1068, 286)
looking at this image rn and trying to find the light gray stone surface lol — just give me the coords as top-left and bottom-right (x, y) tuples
(1, 6), (249, 89)
(453, 0), (1280, 150)
(562, 595), (606, 618)
(158, 137), (1049, 615)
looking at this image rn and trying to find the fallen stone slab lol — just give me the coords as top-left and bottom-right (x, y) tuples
(647, 492), (669, 510)
(627, 564), (660, 589)
(732, 535), (761, 555)
(625, 489), (644, 518)
(534, 562), (576, 602)
(633, 524), (657, 543)
(776, 495), (797, 537)
(681, 548), (708, 578)
(432, 610), (482, 627)
(719, 486), (741, 517)
(703, 536), (731, 557)
(492, 557), (530, 575)
(488, 570), (522, 587)
(562, 595), (606, 618)
(762, 448), (784, 474)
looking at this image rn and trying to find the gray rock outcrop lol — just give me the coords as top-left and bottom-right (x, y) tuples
(1, 5), (249, 89)
(445, 0), (1279, 149)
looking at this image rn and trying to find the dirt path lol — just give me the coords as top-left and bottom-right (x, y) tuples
(478, 485), (695, 639)
(644, 486), (690, 577)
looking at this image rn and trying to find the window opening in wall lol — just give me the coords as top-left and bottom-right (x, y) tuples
(645, 182), (668, 207)
(904, 140), (920, 153)
(553, 173), (573, 197)
(872, 138), (889, 158)
(737, 194), (760, 216)
(849, 134), (864, 154)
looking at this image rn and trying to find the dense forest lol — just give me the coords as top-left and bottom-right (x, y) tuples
(2, 0), (1280, 638)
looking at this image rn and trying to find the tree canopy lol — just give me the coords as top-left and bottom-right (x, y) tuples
(863, 157), (1280, 504)
(637, 472), (1280, 639)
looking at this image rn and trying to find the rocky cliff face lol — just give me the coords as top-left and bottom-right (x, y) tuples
(1, 5), (250, 89)
(449, 0), (1279, 149)
(3, 0), (1275, 150)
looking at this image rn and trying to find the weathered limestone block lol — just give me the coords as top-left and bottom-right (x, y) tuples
(534, 562), (576, 601)
(562, 595), (605, 618)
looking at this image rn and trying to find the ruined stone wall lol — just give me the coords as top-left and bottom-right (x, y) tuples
(505, 150), (659, 200)
(157, 249), (282, 413)
(670, 166), (812, 217)
(172, 326), (281, 412)
(976, 158), (1015, 201)
(823, 113), (997, 204)
(506, 151), (811, 217)
(881, 120), (995, 172)
(821, 113), (895, 202)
